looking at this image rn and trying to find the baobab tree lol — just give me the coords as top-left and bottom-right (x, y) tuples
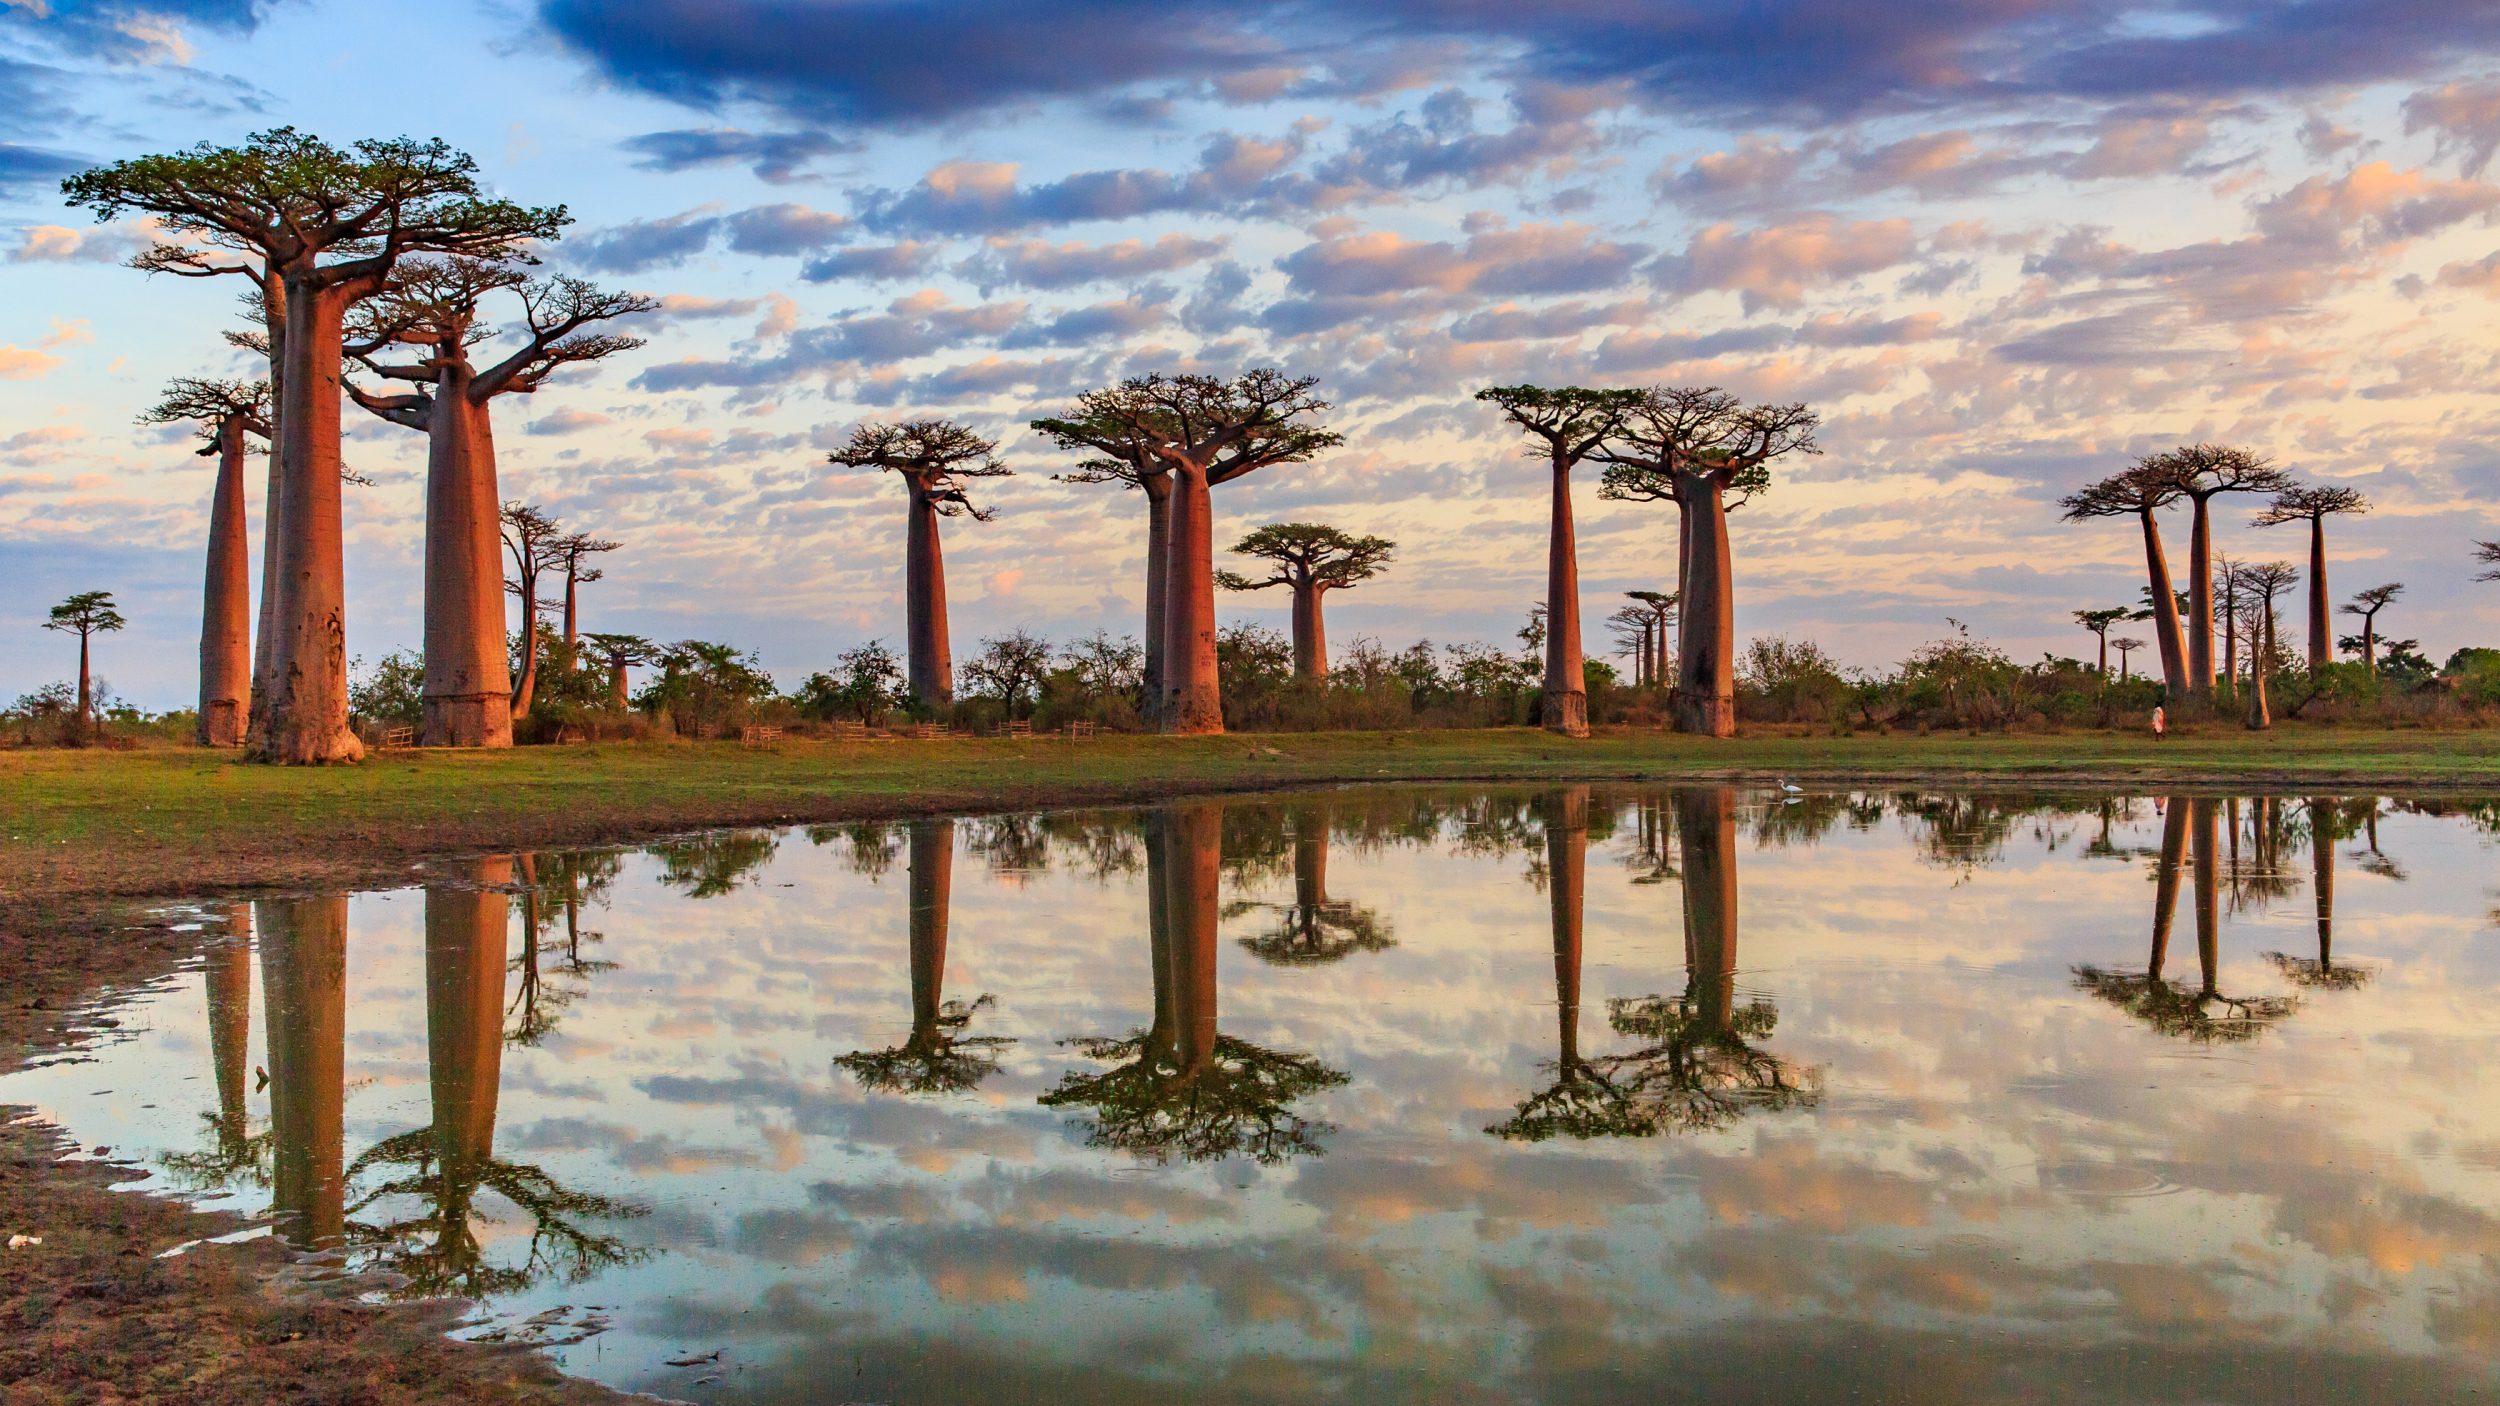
(498, 504), (568, 725)
(2152, 445), (2290, 704)
(2073, 606), (2128, 684)
(2234, 560), (2299, 729)
(43, 590), (125, 741)
(2254, 485), (2369, 676)
(1596, 387), (1820, 737)
(1042, 435), (1172, 724)
(1627, 590), (1676, 687)
(2340, 583), (2403, 677)
(1214, 521), (1394, 681)
(346, 260), (650, 746)
(1031, 371), (1341, 734)
(1606, 604), (1654, 685)
(1476, 385), (1641, 737)
(2111, 636), (2145, 681)
(142, 377), (270, 745)
(581, 632), (660, 710)
(69, 129), (569, 762)
(546, 531), (620, 650)
(2213, 552), (2246, 694)
(2475, 541), (2500, 583)
(2060, 461), (2189, 699)
(827, 419), (1010, 710)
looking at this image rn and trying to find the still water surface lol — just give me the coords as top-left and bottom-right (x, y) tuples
(13, 786), (2500, 1403)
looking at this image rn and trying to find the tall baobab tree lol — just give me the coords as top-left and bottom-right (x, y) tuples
(44, 590), (125, 741)
(582, 632), (660, 710)
(2073, 606), (2128, 683)
(142, 377), (270, 745)
(2213, 552), (2245, 693)
(2061, 461), (2190, 699)
(2111, 636), (2145, 681)
(1040, 433), (1171, 724)
(346, 261), (650, 746)
(546, 531), (621, 650)
(2340, 583), (2402, 677)
(1032, 372), (1341, 734)
(1627, 589), (1676, 688)
(2152, 445), (2290, 704)
(827, 419), (1010, 710)
(497, 503), (569, 725)
(1215, 521), (1394, 681)
(1476, 386), (1641, 737)
(2234, 560), (2299, 729)
(69, 129), (568, 763)
(1596, 388), (1820, 737)
(2254, 485), (2369, 676)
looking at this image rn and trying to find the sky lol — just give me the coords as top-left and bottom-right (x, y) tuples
(4, 0), (2500, 708)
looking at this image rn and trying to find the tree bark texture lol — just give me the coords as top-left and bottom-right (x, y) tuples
(423, 373), (514, 747)
(2186, 497), (2215, 704)
(200, 416), (254, 745)
(905, 480), (954, 708)
(1160, 465), (1223, 734)
(2246, 607), (2274, 729)
(252, 276), (364, 763)
(2307, 517), (2329, 676)
(250, 271), (288, 728)
(1290, 581), (1328, 681)
(1674, 476), (1738, 738)
(1140, 473), (1171, 728)
(1542, 456), (1588, 737)
(2135, 508), (2189, 701)
(608, 659), (630, 709)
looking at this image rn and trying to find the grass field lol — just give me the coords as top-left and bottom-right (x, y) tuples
(11, 722), (2500, 907)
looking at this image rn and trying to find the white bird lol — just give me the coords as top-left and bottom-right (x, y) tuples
(1778, 780), (1803, 794)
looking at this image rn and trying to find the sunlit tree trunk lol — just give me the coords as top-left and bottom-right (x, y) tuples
(1160, 465), (1223, 734)
(253, 276), (364, 763)
(2186, 497), (2215, 705)
(1543, 453), (1588, 737)
(1290, 581), (1328, 681)
(1140, 473), (1171, 728)
(2136, 507), (2189, 701)
(607, 657), (630, 709)
(250, 272), (287, 731)
(905, 479), (954, 709)
(909, 819), (953, 1047)
(2246, 609), (2273, 729)
(259, 895), (348, 1248)
(422, 374), (514, 747)
(1675, 476), (1737, 737)
(200, 417), (253, 745)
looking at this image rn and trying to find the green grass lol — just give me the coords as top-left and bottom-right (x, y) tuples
(9, 724), (2500, 905)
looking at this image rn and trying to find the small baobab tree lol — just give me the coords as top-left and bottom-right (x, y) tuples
(2150, 445), (2290, 703)
(44, 590), (125, 740)
(546, 532), (620, 650)
(142, 377), (270, 745)
(2111, 636), (2145, 681)
(1031, 371), (1341, 735)
(2073, 607), (2128, 685)
(1596, 387), (1820, 738)
(1476, 385), (1641, 737)
(2234, 560), (2299, 729)
(69, 128), (568, 763)
(1215, 522), (1395, 681)
(2254, 485), (2368, 676)
(582, 633), (660, 710)
(497, 504), (569, 724)
(827, 419), (1010, 710)
(347, 260), (651, 746)
(2339, 583), (2402, 677)
(2061, 461), (2190, 700)
(1606, 604), (1654, 685)
(2212, 552), (2245, 693)
(1626, 590), (1676, 687)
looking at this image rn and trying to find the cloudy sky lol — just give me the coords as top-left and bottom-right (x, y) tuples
(4, 0), (2500, 707)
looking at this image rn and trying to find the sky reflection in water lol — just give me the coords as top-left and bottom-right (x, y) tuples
(14, 786), (2500, 1404)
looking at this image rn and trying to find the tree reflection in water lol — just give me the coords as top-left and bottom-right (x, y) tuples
(836, 819), (1014, 1095)
(2267, 796), (2376, 991)
(1493, 787), (1818, 1143)
(1042, 801), (1348, 1164)
(650, 828), (780, 898)
(345, 860), (644, 1297)
(162, 905), (271, 1189)
(2077, 797), (2300, 1041)
(1229, 804), (1394, 966)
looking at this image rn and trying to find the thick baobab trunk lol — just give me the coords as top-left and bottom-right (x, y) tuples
(905, 480), (953, 709)
(205, 907), (253, 1153)
(200, 417), (254, 745)
(2360, 619), (2377, 677)
(2306, 516), (2329, 675)
(259, 895), (348, 1248)
(2095, 632), (2110, 682)
(2134, 508), (2189, 701)
(426, 858), (510, 1208)
(1163, 802), (1223, 1077)
(1546, 786), (1589, 1067)
(1160, 464), (1223, 734)
(1290, 580), (1328, 682)
(909, 819), (953, 1046)
(607, 657), (630, 709)
(1674, 476), (1738, 738)
(510, 567), (541, 720)
(562, 570), (580, 649)
(2246, 610), (2273, 730)
(75, 631), (92, 738)
(1676, 787), (1739, 1028)
(1542, 455), (1588, 737)
(2191, 798), (2219, 994)
(251, 271), (288, 727)
(253, 276), (364, 763)
(2150, 799), (2186, 979)
(2186, 497), (2215, 705)
(422, 378), (514, 747)
(1140, 472), (1171, 728)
